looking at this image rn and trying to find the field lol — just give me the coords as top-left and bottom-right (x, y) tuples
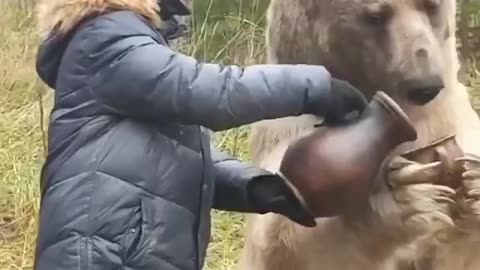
(0, 1), (479, 270)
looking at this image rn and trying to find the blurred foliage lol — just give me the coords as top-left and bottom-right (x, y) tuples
(457, 0), (480, 112)
(187, 0), (270, 63)
(458, 0), (480, 71)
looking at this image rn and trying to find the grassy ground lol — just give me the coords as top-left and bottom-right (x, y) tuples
(0, 2), (479, 270)
(0, 3), (263, 270)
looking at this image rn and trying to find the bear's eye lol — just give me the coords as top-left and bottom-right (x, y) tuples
(424, 0), (440, 15)
(363, 5), (393, 27)
(365, 11), (390, 27)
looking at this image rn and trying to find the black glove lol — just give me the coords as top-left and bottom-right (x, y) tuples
(246, 174), (316, 227)
(158, 0), (191, 19)
(306, 78), (368, 126)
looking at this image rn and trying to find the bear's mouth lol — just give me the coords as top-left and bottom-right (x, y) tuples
(406, 87), (442, 105)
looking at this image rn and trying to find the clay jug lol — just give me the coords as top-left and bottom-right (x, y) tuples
(279, 91), (418, 217)
(400, 134), (464, 189)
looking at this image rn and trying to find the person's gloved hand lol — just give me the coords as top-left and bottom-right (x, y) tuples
(158, 0), (191, 19)
(306, 78), (369, 125)
(246, 174), (316, 227)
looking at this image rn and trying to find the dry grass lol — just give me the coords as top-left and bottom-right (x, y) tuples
(0, 5), (45, 270)
(0, 2), (479, 270)
(0, 2), (264, 270)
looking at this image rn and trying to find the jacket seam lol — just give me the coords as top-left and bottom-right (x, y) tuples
(84, 130), (109, 237)
(95, 170), (196, 218)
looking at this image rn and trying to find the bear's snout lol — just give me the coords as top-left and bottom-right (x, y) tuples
(401, 75), (445, 105)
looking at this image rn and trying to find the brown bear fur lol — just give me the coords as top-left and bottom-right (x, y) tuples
(238, 0), (480, 269)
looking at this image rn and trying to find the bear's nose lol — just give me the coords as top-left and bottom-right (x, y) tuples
(401, 75), (445, 105)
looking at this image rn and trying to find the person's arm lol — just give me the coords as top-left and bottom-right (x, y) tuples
(85, 26), (332, 131)
(210, 145), (263, 212)
(210, 145), (316, 227)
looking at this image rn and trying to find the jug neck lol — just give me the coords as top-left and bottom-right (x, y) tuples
(368, 92), (418, 146)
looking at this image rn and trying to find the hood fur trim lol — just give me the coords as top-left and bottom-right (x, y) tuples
(37, 0), (161, 38)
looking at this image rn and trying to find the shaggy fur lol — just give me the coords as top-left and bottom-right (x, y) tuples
(411, 152), (480, 270)
(36, 0), (161, 37)
(238, 0), (480, 269)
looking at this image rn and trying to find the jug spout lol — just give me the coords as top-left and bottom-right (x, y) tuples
(279, 91), (418, 217)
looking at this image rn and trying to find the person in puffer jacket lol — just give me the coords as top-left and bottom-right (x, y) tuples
(33, 0), (368, 269)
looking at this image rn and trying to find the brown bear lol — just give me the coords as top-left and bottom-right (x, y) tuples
(238, 0), (480, 269)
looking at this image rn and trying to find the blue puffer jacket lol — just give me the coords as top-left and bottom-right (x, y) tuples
(33, 8), (332, 270)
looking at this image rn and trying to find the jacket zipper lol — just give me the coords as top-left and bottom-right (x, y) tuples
(195, 126), (208, 270)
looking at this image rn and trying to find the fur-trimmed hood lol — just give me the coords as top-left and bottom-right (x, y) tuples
(35, 0), (191, 89)
(37, 0), (161, 38)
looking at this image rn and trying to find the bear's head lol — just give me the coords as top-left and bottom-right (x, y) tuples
(266, 0), (455, 107)
(325, 0), (451, 105)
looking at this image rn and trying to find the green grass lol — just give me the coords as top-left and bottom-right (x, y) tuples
(0, 1), (479, 270)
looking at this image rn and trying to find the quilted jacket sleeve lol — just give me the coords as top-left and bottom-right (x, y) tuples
(85, 20), (333, 131)
(210, 144), (271, 213)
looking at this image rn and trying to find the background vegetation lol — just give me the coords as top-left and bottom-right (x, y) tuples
(0, 0), (478, 269)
